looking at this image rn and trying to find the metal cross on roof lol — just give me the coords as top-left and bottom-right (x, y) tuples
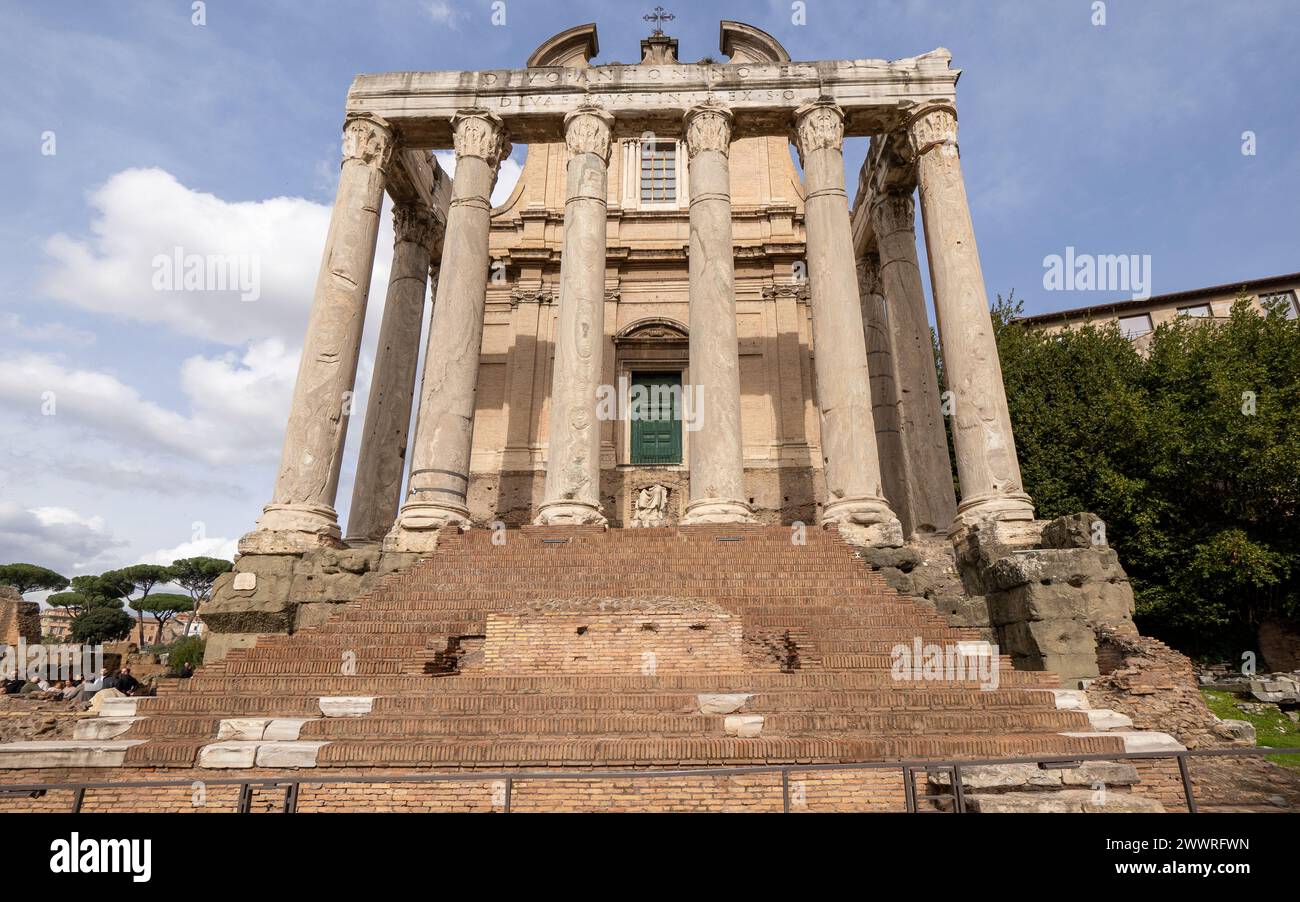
(643, 6), (675, 36)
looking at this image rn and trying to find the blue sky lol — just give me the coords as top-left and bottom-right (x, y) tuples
(0, 0), (1297, 578)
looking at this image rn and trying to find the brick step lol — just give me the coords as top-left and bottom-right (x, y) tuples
(168, 671), (1059, 697)
(283, 710), (1093, 739)
(133, 687), (1062, 717)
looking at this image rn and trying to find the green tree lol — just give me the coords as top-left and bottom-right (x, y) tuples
(108, 564), (175, 647)
(46, 591), (91, 618)
(136, 593), (194, 644)
(169, 556), (232, 634)
(70, 605), (135, 645)
(993, 293), (1300, 657)
(0, 563), (69, 595)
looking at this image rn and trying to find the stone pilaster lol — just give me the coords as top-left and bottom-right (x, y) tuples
(535, 106), (614, 526)
(387, 110), (511, 551)
(344, 202), (441, 544)
(869, 189), (958, 536)
(242, 112), (394, 554)
(907, 104), (1033, 527)
(793, 101), (902, 545)
(681, 102), (754, 524)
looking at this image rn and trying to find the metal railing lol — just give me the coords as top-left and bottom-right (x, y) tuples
(2, 746), (1297, 814)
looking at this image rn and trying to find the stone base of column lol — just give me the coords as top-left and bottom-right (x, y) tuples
(238, 503), (345, 555)
(820, 496), (905, 547)
(533, 500), (608, 527)
(951, 491), (1036, 531)
(682, 498), (757, 525)
(383, 502), (470, 553)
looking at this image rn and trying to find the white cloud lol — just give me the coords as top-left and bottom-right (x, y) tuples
(428, 1), (465, 30)
(39, 168), (394, 349)
(0, 314), (96, 348)
(141, 535), (237, 567)
(0, 502), (127, 575)
(0, 340), (298, 465)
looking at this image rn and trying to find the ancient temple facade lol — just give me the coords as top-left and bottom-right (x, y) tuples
(240, 20), (1035, 558)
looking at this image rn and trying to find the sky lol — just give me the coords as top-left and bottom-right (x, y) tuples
(0, 0), (1297, 582)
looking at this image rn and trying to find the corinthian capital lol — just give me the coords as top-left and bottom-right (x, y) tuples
(905, 104), (959, 160)
(341, 113), (395, 168)
(392, 202), (442, 251)
(869, 190), (915, 236)
(563, 105), (614, 162)
(684, 101), (733, 159)
(792, 100), (845, 166)
(451, 109), (512, 168)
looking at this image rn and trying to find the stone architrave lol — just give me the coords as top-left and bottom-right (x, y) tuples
(869, 190), (958, 536)
(535, 106), (614, 526)
(907, 104), (1033, 527)
(793, 101), (902, 545)
(242, 113), (394, 554)
(387, 110), (511, 550)
(681, 102), (754, 525)
(344, 202), (441, 544)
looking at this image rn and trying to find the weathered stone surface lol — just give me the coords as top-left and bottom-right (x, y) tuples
(0, 739), (144, 769)
(1212, 719), (1256, 745)
(1061, 730), (1184, 753)
(203, 632), (262, 663)
(73, 717), (141, 740)
(697, 693), (752, 715)
(1040, 513), (1105, 549)
(319, 696), (374, 717)
(198, 741), (258, 768)
(928, 763), (1061, 790)
(723, 714), (764, 737)
(965, 789), (1162, 813)
(1050, 689), (1090, 710)
(1085, 708), (1134, 731)
(1250, 674), (1300, 704)
(985, 548), (1126, 594)
(1061, 762), (1140, 787)
(255, 741), (329, 768)
(0, 588), (40, 647)
(203, 553), (299, 634)
(217, 718), (272, 741)
(263, 718), (317, 741)
(98, 697), (140, 718)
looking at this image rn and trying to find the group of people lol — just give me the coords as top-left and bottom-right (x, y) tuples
(2, 666), (144, 704)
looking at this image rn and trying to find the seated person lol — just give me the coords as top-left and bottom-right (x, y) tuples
(115, 668), (140, 696)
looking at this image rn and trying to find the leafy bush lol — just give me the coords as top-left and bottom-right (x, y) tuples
(165, 636), (205, 674)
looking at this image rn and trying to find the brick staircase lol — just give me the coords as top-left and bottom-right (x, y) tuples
(92, 525), (1121, 771)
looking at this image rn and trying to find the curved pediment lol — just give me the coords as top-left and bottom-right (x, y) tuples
(527, 23), (599, 68)
(616, 317), (688, 343)
(719, 21), (791, 64)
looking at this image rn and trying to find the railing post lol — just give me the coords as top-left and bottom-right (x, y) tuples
(902, 766), (917, 813)
(504, 777), (513, 814)
(70, 787), (85, 814)
(950, 765), (966, 813)
(237, 783), (252, 814)
(781, 768), (791, 813)
(1177, 754), (1198, 814)
(283, 782), (299, 814)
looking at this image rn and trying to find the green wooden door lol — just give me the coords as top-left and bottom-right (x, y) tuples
(630, 372), (682, 465)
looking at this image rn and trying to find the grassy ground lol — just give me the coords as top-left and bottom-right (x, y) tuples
(1201, 688), (1300, 768)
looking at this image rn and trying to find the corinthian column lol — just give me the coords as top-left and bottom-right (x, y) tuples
(241, 112), (393, 555)
(535, 106), (614, 526)
(793, 101), (902, 545)
(386, 110), (510, 550)
(869, 190), (958, 536)
(907, 104), (1033, 527)
(344, 202), (441, 544)
(682, 102), (754, 525)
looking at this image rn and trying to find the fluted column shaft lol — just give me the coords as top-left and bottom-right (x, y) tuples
(345, 202), (440, 544)
(387, 110), (510, 550)
(682, 103), (754, 525)
(870, 190), (958, 536)
(793, 101), (902, 545)
(535, 107), (614, 526)
(242, 113), (393, 554)
(908, 104), (1033, 527)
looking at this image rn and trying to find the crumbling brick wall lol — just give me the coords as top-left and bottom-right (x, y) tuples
(0, 587), (40, 647)
(1086, 627), (1228, 749)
